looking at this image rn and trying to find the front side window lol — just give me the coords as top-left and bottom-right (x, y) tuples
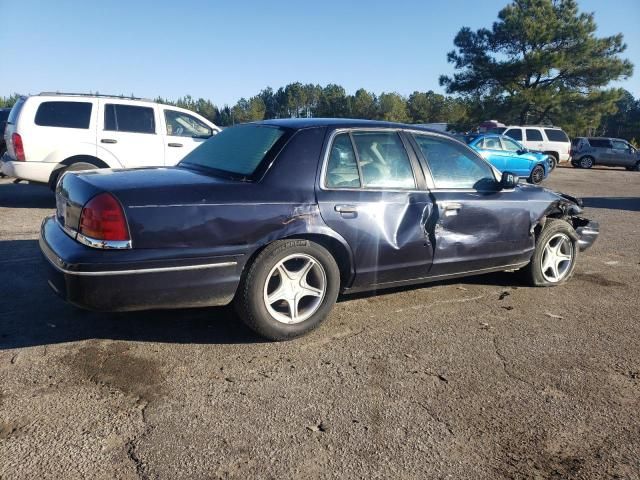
(179, 124), (287, 177)
(104, 104), (155, 134)
(504, 128), (522, 141)
(413, 134), (496, 190)
(525, 129), (543, 141)
(164, 110), (212, 138)
(544, 129), (569, 142)
(35, 101), (92, 129)
(501, 137), (521, 152)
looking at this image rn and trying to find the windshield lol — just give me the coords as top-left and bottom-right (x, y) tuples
(179, 124), (288, 178)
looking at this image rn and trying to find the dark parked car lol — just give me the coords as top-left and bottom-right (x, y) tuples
(0, 108), (10, 159)
(40, 119), (599, 340)
(571, 137), (640, 170)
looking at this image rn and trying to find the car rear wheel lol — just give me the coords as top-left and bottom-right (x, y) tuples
(546, 154), (558, 171)
(579, 156), (594, 169)
(49, 159), (102, 191)
(528, 165), (545, 184)
(235, 239), (340, 341)
(522, 219), (578, 287)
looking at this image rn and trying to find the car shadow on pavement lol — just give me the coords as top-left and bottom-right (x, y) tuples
(582, 196), (640, 212)
(0, 181), (55, 209)
(0, 240), (263, 350)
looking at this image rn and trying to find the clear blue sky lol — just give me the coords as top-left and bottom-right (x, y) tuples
(1, 0), (638, 105)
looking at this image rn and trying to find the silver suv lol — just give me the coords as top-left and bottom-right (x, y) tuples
(570, 137), (640, 171)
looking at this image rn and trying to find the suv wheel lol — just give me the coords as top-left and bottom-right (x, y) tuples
(579, 156), (594, 169)
(49, 159), (102, 191)
(522, 219), (578, 287)
(546, 154), (558, 171)
(235, 239), (340, 341)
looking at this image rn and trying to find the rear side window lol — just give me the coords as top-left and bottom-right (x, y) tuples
(104, 104), (155, 134)
(588, 138), (612, 148)
(544, 129), (569, 142)
(7, 97), (26, 124)
(504, 128), (522, 141)
(325, 131), (416, 189)
(326, 134), (361, 188)
(35, 101), (92, 129)
(525, 129), (543, 141)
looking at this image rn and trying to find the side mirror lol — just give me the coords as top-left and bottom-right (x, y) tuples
(500, 171), (519, 189)
(517, 149), (527, 155)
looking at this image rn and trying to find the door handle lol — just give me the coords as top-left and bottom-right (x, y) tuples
(100, 139), (117, 144)
(442, 202), (462, 216)
(334, 204), (358, 214)
(168, 143), (183, 147)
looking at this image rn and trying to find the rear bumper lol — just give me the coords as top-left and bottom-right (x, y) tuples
(576, 220), (599, 251)
(39, 215), (242, 311)
(1, 155), (56, 183)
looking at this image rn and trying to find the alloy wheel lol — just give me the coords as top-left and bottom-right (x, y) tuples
(540, 233), (574, 283)
(531, 166), (544, 184)
(580, 157), (593, 168)
(263, 253), (327, 324)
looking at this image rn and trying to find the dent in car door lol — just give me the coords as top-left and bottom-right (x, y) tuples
(316, 130), (434, 287)
(410, 133), (534, 276)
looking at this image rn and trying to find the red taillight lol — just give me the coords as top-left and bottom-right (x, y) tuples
(12, 133), (25, 161)
(79, 193), (129, 241)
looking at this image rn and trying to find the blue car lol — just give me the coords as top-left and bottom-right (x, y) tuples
(461, 134), (550, 184)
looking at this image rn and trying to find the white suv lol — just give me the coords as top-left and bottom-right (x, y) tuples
(1, 93), (220, 189)
(499, 126), (571, 169)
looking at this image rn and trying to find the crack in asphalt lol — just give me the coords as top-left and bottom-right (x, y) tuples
(417, 401), (454, 435)
(492, 336), (536, 389)
(126, 400), (151, 480)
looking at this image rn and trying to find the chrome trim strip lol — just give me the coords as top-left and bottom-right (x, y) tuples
(128, 202), (308, 209)
(76, 232), (132, 250)
(45, 256), (237, 277)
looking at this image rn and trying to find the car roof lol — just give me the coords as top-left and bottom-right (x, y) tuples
(256, 117), (449, 134)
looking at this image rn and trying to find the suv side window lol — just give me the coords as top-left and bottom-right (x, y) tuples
(164, 110), (212, 137)
(525, 129), (543, 141)
(104, 104), (155, 134)
(589, 138), (612, 149)
(34, 101), (92, 129)
(544, 129), (569, 142)
(413, 134), (496, 190)
(504, 128), (522, 141)
(611, 140), (629, 150)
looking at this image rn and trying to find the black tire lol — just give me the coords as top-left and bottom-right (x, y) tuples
(578, 156), (594, 169)
(48, 159), (102, 191)
(633, 162), (640, 172)
(528, 165), (545, 184)
(546, 153), (558, 171)
(234, 239), (341, 341)
(522, 219), (579, 287)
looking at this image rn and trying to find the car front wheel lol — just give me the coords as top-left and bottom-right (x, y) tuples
(235, 239), (340, 340)
(528, 165), (545, 184)
(523, 219), (578, 287)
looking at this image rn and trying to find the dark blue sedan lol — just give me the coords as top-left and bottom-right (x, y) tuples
(460, 134), (550, 184)
(40, 119), (598, 340)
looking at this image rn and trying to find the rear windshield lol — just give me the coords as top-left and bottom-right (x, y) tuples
(179, 125), (288, 179)
(35, 101), (92, 129)
(545, 129), (569, 142)
(7, 97), (26, 124)
(454, 134), (479, 144)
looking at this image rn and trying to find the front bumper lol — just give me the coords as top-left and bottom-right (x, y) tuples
(1, 155), (56, 183)
(575, 220), (599, 251)
(39, 215), (242, 311)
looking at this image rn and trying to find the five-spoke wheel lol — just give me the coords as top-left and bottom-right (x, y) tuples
(523, 219), (578, 287)
(540, 233), (574, 283)
(235, 239), (340, 340)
